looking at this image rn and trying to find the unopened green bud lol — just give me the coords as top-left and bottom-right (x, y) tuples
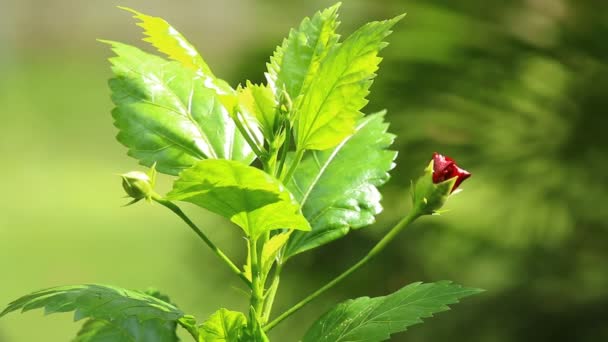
(279, 88), (293, 116)
(120, 165), (158, 205)
(122, 171), (151, 199)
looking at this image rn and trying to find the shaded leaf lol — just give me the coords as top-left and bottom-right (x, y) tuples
(266, 3), (341, 99)
(104, 41), (254, 175)
(168, 159), (310, 238)
(73, 289), (181, 342)
(303, 281), (483, 342)
(295, 15), (403, 150)
(1, 284), (183, 322)
(285, 112), (396, 257)
(198, 308), (247, 341)
(74, 317), (178, 342)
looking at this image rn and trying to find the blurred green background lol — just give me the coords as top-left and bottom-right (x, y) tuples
(1, 0), (607, 341)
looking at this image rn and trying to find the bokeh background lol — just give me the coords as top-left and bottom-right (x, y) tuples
(1, 0), (607, 341)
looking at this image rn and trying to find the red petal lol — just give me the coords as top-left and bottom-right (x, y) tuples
(430, 153), (471, 192)
(432, 152), (455, 183)
(451, 165), (471, 192)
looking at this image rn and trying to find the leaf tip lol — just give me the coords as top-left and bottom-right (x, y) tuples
(117, 6), (138, 15)
(470, 287), (486, 295)
(329, 2), (343, 12)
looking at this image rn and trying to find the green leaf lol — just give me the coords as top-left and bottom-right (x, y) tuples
(303, 281), (483, 342)
(261, 232), (291, 277)
(103, 41), (255, 175)
(237, 81), (278, 140)
(167, 159), (311, 238)
(72, 289), (181, 342)
(74, 317), (178, 342)
(119, 7), (233, 96)
(294, 15), (403, 150)
(198, 308), (247, 341)
(266, 3), (341, 99)
(1, 284), (183, 322)
(284, 112), (396, 257)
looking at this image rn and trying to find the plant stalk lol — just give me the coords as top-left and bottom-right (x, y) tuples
(233, 111), (266, 162)
(154, 197), (252, 288)
(275, 121), (291, 178)
(249, 236), (266, 329)
(262, 262), (283, 322)
(281, 148), (304, 183)
(264, 210), (422, 332)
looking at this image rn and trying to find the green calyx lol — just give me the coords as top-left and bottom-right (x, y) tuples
(411, 160), (457, 216)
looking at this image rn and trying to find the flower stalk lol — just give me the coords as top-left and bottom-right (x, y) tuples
(153, 197), (252, 288)
(264, 210), (422, 332)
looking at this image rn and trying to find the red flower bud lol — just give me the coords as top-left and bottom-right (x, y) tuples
(432, 152), (471, 193)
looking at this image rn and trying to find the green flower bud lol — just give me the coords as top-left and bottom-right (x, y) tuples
(279, 88), (293, 117)
(120, 165), (157, 205)
(411, 153), (470, 215)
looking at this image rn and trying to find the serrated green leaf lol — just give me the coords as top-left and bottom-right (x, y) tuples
(72, 289), (181, 342)
(103, 41), (255, 175)
(198, 308), (247, 342)
(303, 281), (483, 342)
(119, 7), (233, 96)
(237, 81), (278, 139)
(294, 15), (403, 150)
(167, 159), (311, 239)
(1, 284), (183, 323)
(74, 317), (178, 342)
(284, 112), (396, 257)
(266, 3), (341, 99)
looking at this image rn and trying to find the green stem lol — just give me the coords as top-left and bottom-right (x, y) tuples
(275, 122), (291, 178)
(154, 197), (251, 288)
(264, 210), (422, 332)
(262, 262), (283, 322)
(281, 148), (304, 183)
(177, 318), (199, 341)
(249, 237), (265, 327)
(234, 111), (266, 161)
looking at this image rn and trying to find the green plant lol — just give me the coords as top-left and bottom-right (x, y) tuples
(1, 4), (482, 341)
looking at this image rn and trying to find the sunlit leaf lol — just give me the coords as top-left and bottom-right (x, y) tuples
(168, 159), (310, 238)
(198, 308), (247, 341)
(294, 15), (403, 150)
(237, 81), (278, 139)
(285, 112), (396, 257)
(266, 3), (341, 99)
(261, 232), (291, 277)
(119, 7), (233, 96)
(303, 281), (483, 342)
(103, 41), (255, 175)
